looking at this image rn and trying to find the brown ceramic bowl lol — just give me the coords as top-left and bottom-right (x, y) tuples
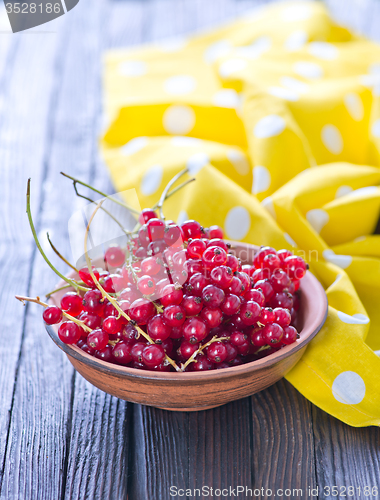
(45, 243), (328, 411)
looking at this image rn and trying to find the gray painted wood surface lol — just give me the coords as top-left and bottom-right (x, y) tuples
(0, 1), (379, 499)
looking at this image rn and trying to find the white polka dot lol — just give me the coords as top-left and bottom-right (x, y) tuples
(371, 119), (380, 138)
(204, 40), (231, 64)
(252, 166), (271, 194)
(236, 36), (271, 60)
(354, 236), (366, 242)
(294, 61), (323, 79)
(177, 210), (189, 225)
(332, 371), (366, 404)
(321, 125), (343, 154)
(284, 30), (308, 51)
(347, 186), (379, 198)
(187, 152), (210, 175)
(158, 36), (187, 52)
(242, 7), (266, 23)
(323, 249), (352, 269)
(268, 86), (299, 101)
(306, 209), (329, 233)
(284, 232), (297, 247)
(225, 206), (251, 241)
(254, 115), (286, 139)
(374, 350), (380, 357)
(280, 76), (309, 94)
(360, 73), (380, 87)
(308, 42), (338, 60)
(219, 58), (247, 78)
(227, 149), (250, 176)
(171, 136), (202, 147)
(212, 89), (240, 109)
(369, 62), (380, 75)
(261, 196), (276, 219)
(282, 4), (313, 22)
(164, 75), (197, 95)
(337, 311), (370, 325)
(335, 185), (353, 198)
(344, 93), (364, 121)
(163, 105), (195, 135)
(120, 137), (148, 156)
(119, 60), (147, 77)
(141, 165), (163, 196)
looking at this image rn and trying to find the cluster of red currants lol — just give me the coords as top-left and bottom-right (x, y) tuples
(43, 209), (307, 372)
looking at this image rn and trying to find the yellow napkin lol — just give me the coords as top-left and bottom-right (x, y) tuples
(101, 0), (380, 426)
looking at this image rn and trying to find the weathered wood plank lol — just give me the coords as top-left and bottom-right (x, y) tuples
(250, 380), (316, 497)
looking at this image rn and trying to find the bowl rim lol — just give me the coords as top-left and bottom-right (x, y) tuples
(46, 266), (328, 382)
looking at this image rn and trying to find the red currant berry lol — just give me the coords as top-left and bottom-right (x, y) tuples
(226, 254), (240, 272)
(105, 245), (125, 268)
(112, 341), (133, 365)
(271, 292), (293, 310)
(253, 246), (276, 267)
(164, 224), (183, 247)
(262, 253), (281, 274)
(87, 329), (109, 350)
(81, 343), (95, 356)
(129, 298), (156, 325)
(138, 225), (151, 247)
(210, 265), (233, 289)
(187, 239), (207, 259)
(251, 268), (270, 282)
(258, 307), (275, 325)
(277, 249), (293, 264)
(250, 327), (266, 347)
(206, 342), (227, 364)
(177, 340), (199, 360)
(228, 276), (245, 296)
(284, 256), (307, 280)
(78, 266), (100, 287)
(119, 286), (139, 303)
(270, 269), (291, 292)
(282, 325), (299, 344)
(131, 341), (147, 363)
(236, 341), (251, 356)
(137, 275), (156, 295)
(230, 330), (248, 347)
(147, 218), (165, 241)
(208, 225), (224, 239)
(184, 259), (203, 277)
(190, 353), (214, 371)
(273, 308), (291, 328)
(202, 284), (225, 308)
(102, 316), (123, 335)
(181, 220), (202, 241)
(202, 246), (227, 269)
(138, 208), (158, 225)
(82, 289), (105, 315)
(142, 344), (165, 367)
(239, 301), (261, 326)
(224, 341), (238, 362)
(201, 306), (223, 328)
(221, 293), (241, 315)
(148, 239), (167, 256)
(253, 279), (274, 302)
(61, 292), (83, 317)
(160, 284), (183, 307)
(182, 317), (208, 344)
(263, 323), (284, 345)
(292, 293), (300, 311)
(170, 326), (183, 339)
(181, 295), (202, 317)
(95, 345), (113, 363)
(82, 312), (102, 330)
(244, 289), (265, 307)
(147, 314), (171, 343)
(207, 238), (228, 252)
(43, 306), (62, 325)
(236, 271), (250, 292)
(58, 321), (82, 344)
(188, 273), (209, 296)
(141, 257), (162, 276)
(163, 304), (186, 327)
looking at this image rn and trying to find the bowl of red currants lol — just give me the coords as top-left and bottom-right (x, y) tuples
(41, 218), (327, 411)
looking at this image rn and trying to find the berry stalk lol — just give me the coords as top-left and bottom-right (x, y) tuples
(181, 335), (230, 371)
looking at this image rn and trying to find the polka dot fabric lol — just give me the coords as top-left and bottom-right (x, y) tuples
(101, 1), (380, 427)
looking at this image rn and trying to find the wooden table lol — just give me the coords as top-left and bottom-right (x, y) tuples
(1, 0), (379, 498)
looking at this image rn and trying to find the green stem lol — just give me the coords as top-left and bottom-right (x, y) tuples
(47, 232), (78, 272)
(156, 168), (190, 220)
(60, 172), (140, 215)
(26, 179), (89, 293)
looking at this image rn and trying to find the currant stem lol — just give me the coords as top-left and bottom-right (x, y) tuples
(15, 295), (92, 332)
(83, 200), (181, 372)
(180, 335), (230, 371)
(45, 281), (88, 299)
(156, 168), (191, 220)
(47, 232), (78, 273)
(60, 172), (140, 215)
(70, 182), (131, 237)
(26, 179), (89, 293)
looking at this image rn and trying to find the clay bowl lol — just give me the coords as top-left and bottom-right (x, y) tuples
(45, 243), (328, 411)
